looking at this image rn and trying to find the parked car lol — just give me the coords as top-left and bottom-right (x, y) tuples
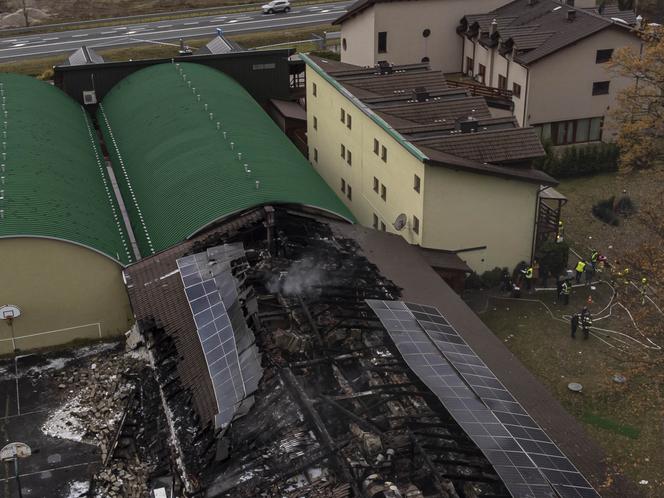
(262, 0), (291, 13)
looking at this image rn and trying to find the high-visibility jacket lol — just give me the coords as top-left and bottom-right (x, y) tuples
(561, 282), (570, 294)
(525, 267), (533, 279)
(591, 251), (599, 262)
(575, 261), (587, 273)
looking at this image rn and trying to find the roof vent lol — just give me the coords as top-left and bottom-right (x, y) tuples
(413, 86), (430, 102)
(377, 60), (394, 75)
(490, 18), (498, 35)
(459, 118), (479, 134)
(566, 9), (576, 22)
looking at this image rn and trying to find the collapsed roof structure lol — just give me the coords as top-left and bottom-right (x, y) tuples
(124, 205), (608, 498)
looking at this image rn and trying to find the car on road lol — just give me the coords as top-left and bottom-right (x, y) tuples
(262, 0), (291, 14)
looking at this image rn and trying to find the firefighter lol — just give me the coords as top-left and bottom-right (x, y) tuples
(581, 307), (592, 340)
(560, 280), (570, 305)
(523, 265), (534, 291)
(590, 249), (599, 270)
(641, 277), (648, 305)
(570, 312), (579, 339)
(575, 260), (587, 284)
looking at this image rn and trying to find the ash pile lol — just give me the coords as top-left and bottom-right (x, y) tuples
(127, 209), (512, 498)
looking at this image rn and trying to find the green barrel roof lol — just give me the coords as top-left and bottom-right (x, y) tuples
(98, 62), (354, 256)
(0, 74), (133, 265)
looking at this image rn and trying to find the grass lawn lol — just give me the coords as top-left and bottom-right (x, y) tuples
(467, 167), (664, 496)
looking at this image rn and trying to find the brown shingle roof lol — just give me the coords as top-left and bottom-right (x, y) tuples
(375, 96), (491, 125)
(414, 127), (545, 164)
(460, 0), (635, 65)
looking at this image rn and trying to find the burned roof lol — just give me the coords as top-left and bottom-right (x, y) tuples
(459, 0), (637, 65)
(304, 55), (552, 183)
(124, 206), (610, 497)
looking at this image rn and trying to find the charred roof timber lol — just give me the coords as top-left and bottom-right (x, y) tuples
(377, 60), (394, 75)
(413, 86), (430, 102)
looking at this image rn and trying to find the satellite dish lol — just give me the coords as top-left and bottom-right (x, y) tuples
(0, 304), (20, 320)
(393, 213), (408, 231)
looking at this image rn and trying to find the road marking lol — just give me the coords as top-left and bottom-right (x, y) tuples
(214, 16), (227, 20)
(42, 37), (59, 41)
(322, 9), (331, 12)
(228, 19), (239, 23)
(126, 30), (137, 34)
(11, 43), (26, 47)
(72, 33), (88, 37)
(116, 26), (127, 30)
(101, 31), (117, 34)
(184, 21), (199, 25)
(157, 24), (173, 28)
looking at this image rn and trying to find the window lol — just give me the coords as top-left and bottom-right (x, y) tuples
(312, 82), (317, 97)
(381, 184), (387, 201)
(498, 74), (507, 90)
(422, 28), (431, 38)
(478, 64), (486, 84)
(346, 149), (352, 166)
(373, 138), (379, 155)
(465, 56), (474, 75)
(538, 117), (603, 145)
(313, 116), (317, 130)
(381, 145), (387, 162)
(313, 148), (318, 162)
(592, 81), (610, 95)
(413, 174), (421, 193)
(378, 31), (387, 53)
(342, 38), (347, 51)
(380, 221), (386, 231)
(346, 113), (352, 129)
(596, 48), (614, 63)
(412, 216), (420, 234)
(421, 57), (430, 63)
(347, 185), (352, 200)
(513, 82), (522, 98)
(373, 177), (379, 192)
(340, 144), (346, 158)
(341, 178), (346, 193)
(340, 108), (346, 123)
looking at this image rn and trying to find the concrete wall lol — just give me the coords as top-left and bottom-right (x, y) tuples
(306, 67), (424, 244)
(422, 167), (539, 272)
(0, 238), (133, 355)
(340, 0), (511, 71)
(525, 26), (642, 135)
(306, 64), (539, 273)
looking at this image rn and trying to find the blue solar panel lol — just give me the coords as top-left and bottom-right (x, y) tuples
(367, 300), (600, 498)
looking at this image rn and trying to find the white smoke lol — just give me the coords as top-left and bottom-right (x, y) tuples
(267, 258), (323, 296)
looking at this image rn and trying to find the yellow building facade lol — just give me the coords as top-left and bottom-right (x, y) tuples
(304, 55), (551, 273)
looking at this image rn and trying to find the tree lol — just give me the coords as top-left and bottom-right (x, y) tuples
(610, 27), (664, 171)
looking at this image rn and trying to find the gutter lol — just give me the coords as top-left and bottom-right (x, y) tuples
(300, 54), (429, 163)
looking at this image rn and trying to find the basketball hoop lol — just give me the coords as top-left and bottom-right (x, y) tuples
(1, 305), (20, 324)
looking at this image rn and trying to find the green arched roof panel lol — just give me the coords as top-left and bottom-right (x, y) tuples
(0, 74), (133, 265)
(98, 62), (354, 256)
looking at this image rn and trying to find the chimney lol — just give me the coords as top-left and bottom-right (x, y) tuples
(490, 18), (498, 35)
(635, 15), (643, 30)
(566, 9), (576, 22)
(413, 86), (430, 102)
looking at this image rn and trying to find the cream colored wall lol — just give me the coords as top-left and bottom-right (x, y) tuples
(509, 61), (529, 126)
(0, 238), (133, 355)
(422, 167), (539, 272)
(339, 9), (376, 67)
(306, 67), (425, 244)
(525, 27), (641, 136)
(341, 0), (511, 71)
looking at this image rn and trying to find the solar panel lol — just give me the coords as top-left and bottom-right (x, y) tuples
(366, 300), (555, 498)
(396, 300), (599, 498)
(176, 244), (265, 430)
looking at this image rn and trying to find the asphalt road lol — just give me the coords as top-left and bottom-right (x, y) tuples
(0, 1), (351, 61)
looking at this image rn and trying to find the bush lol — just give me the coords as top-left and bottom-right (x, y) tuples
(308, 50), (340, 61)
(465, 271), (482, 289)
(481, 267), (507, 288)
(536, 240), (569, 278)
(615, 195), (636, 215)
(534, 141), (619, 178)
(592, 197), (620, 226)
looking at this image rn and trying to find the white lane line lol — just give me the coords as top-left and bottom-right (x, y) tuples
(116, 26), (128, 30)
(184, 21), (199, 25)
(11, 43), (26, 47)
(228, 19), (239, 23)
(0, 10), (348, 56)
(214, 16), (227, 20)
(72, 33), (88, 37)
(42, 37), (59, 41)
(322, 9), (331, 12)
(101, 30), (117, 34)
(157, 24), (173, 28)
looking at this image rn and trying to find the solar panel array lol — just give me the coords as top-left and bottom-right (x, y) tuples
(366, 300), (600, 498)
(177, 243), (262, 430)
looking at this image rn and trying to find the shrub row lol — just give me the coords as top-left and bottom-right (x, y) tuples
(534, 141), (620, 178)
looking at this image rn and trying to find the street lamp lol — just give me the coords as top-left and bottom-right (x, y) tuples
(0, 442), (31, 498)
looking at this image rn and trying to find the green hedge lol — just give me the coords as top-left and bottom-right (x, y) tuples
(534, 141), (619, 178)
